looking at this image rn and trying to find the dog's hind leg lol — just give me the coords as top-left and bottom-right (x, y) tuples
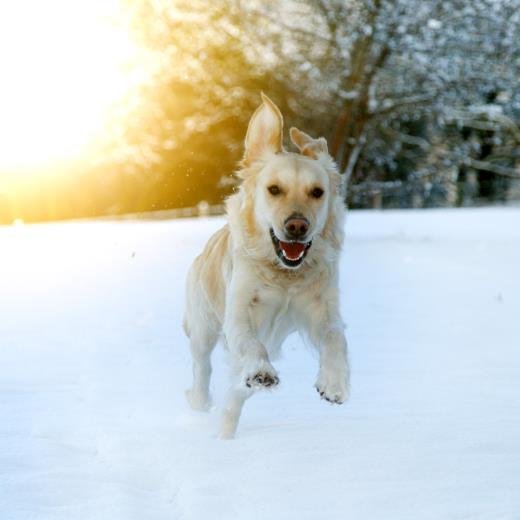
(186, 326), (218, 412)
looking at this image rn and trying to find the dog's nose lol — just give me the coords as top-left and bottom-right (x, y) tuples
(284, 216), (309, 240)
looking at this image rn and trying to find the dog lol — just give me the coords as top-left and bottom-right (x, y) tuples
(183, 93), (350, 438)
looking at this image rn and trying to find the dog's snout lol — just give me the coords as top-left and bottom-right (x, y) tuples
(284, 216), (309, 240)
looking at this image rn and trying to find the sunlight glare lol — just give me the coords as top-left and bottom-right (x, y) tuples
(0, 0), (142, 171)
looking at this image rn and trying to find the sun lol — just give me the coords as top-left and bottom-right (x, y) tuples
(0, 0), (142, 172)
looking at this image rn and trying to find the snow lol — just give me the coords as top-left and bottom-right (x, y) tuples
(427, 18), (442, 30)
(1, 207), (520, 519)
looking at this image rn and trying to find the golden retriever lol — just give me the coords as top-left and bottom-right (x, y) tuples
(184, 94), (350, 438)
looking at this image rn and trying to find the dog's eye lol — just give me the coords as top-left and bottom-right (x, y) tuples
(268, 185), (281, 196)
(311, 187), (324, 199)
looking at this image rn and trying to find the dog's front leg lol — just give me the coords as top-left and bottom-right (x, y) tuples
(220, 272), (278, 438)
(302, 294), (350, 404)
(223, 272), (279, 389)
(314, 328), (350, 404)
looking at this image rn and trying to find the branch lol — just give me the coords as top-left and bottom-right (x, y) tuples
(250, 8), (333, 44)
(370, 94), (435, 116)
(446, 109), (520, 143)
(350, 179), (404, 193)
(342, 131), (367, 196)
(465, 158), (520, 179)
(380, 124), (431, 150)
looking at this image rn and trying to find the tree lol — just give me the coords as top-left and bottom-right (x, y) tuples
(106, 0), (520, 211)
(7, 0), (518, 223)
(240, 0), (520, 207)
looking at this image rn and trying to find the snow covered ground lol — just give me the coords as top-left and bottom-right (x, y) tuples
(1, 207), (519, 520)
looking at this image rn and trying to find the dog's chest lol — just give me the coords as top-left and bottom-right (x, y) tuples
(248, 285), (305, 352)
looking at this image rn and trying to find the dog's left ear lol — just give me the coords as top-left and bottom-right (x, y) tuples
(243, 93), (283, 166)
(290, 127), (328, 159)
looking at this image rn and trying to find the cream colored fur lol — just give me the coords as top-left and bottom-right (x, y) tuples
(184, 94), (350, 438)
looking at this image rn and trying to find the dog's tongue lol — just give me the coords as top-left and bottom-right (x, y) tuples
(279, 241), (306, 260)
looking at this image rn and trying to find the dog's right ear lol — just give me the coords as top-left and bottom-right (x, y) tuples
(290, 127), (328, 159)
(243, 93), (283, 167)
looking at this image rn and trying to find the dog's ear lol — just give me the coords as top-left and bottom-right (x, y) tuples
(290, 127), (328, 159)
(243, 93), (283, 166)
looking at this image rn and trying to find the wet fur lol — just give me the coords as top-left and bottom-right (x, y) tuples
(184, 94), (350, 438)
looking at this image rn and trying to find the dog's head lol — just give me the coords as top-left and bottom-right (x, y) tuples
(235, 94), (343, 270)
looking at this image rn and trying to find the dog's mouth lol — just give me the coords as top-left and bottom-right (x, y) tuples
(270, 228), (312, 268)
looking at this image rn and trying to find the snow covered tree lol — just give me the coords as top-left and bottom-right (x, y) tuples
(237, 0), (520, 207)
(94, 0), (520, 212)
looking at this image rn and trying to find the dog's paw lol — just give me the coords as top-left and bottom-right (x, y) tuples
(246, 371), (279, 389)
(315, 370), (349, 404)
(243, 361), (279, 389)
